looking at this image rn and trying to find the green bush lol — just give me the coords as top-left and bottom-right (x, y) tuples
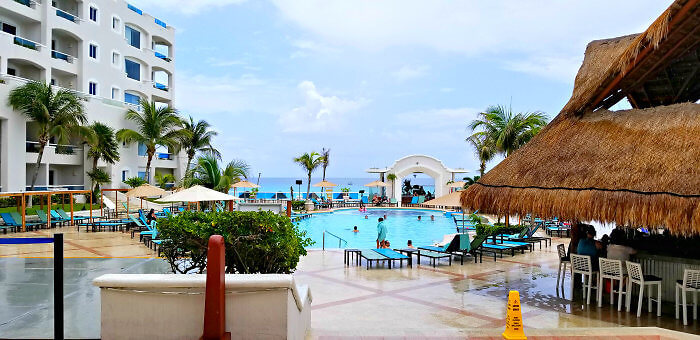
(157, 211), (313, 274)
(291, 200), (306, 211)
(475, 223), (527, 236)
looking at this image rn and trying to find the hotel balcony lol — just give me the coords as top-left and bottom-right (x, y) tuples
(25, 141), (83, 166)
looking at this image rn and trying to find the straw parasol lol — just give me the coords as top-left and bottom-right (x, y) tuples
(448, 181), (466, 188)
(313, 180), (337, 187)
(231, 180), (260, 198)
(364, 180), (388, 187)
(125, 184), (166, 210)
(126, 184), (166, 198)
(423, 191), (462, 207)
(159, 185), (238, 203)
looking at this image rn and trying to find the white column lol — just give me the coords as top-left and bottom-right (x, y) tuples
(0, 56), (7, 75)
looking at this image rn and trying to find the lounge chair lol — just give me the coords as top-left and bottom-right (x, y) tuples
(130, 216), (153, 241)
(418, 234), (474, 266)
(2, 212), (43, 232)
(56, 209), (91, 224)
(501, 224), (552, 248)
(11, 211), (49, 230)
(0, 213), (23, 233)
(311, 198), (330, 209)
(357, 249), (393, 269)
(36, 210), (65, 227)
(372, 248), (411, 268)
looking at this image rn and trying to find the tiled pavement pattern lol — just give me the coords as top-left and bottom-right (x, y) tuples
(0, 227), (698, 339)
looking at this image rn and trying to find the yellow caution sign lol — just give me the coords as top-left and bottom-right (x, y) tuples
(503, 290), (527, 340)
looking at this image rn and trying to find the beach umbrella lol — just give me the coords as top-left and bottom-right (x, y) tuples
(158, 185), (239, 203)
(231, 180), (260, 198)
(126, 184), (166, 209)
(313, 180), (337, 200)
(422, 191), (462, 207)
(364, 180), (388, 197)
(448, 181), (467, 188)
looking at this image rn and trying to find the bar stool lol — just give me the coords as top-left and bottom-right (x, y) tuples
(571, 254), (598, 305)
(598, 258), (627, 310)
(675, 268), (700, 325)
(556, 244), (570, 289)
(625, 261), (661, 317)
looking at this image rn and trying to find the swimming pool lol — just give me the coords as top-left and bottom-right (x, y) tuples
(295, 208), (460, 249)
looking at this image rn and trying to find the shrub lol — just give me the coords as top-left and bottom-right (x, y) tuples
(124, 176), (146, 188)
(475, 223), (527, 236)
(157, 211), (313, 274)
(291, 200), (306, 211)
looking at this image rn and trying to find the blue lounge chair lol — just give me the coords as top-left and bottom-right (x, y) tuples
(361, 196), (368, 204)
(372, 248), (411, 268)
(356, 249), (392, 269)
(36, 210), (65, 227)
(56, 209), (91, 224)
(2, 212), (42, 231)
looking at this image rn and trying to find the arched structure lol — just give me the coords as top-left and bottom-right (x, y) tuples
(366, 155), (468, 206)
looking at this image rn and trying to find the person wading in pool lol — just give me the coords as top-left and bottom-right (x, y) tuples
(376, 217), (387, 249)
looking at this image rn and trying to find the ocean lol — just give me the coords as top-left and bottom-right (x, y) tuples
(229, 177), (437, 196)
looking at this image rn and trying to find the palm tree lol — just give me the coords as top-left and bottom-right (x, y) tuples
(116, 99), (189, 184)
(9, 81), (90, 191)
(462, 175), (481, 189)
(85, 122), (120, 191)
(124, 176), (146, 188)
(154, 172), (176, 189)
(386, 173), (397, 197)
(86, 168), (111, 197)
(180, 116), (220, 170)
(469, 104), (547, 158)
(320, 148), (330, 181)
(469, 104), (547, 226)
(183, 154), (250, 193)
(293, 152), (323, 199)
(467, 135), (496, 177)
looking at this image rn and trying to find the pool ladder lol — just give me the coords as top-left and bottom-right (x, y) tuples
(322, 230), (348, 250)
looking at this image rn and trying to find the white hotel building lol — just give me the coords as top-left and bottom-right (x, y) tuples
(0, 0), (186, 192)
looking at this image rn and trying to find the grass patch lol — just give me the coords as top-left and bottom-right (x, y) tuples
(0, 203), (101, 215)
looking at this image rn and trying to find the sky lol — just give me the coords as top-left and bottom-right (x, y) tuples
(131, 0), (671, 178)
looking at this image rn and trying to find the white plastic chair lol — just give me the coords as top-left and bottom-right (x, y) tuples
(571, 254), (598, 305)
(557, 244), (570, 289)
(625, 261), (662, 317)
(598, 258), (626, 310)
(675, 268), (700, 325)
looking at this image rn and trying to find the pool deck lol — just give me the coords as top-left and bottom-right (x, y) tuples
(0, 228), (698, 339)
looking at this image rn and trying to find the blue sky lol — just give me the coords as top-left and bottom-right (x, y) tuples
(132, 0), (671, 178)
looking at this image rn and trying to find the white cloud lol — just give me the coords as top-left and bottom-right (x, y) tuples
(289, 40), (340, 58)
(504, 55), (583, 83)
(206, 58), (247, 67)
(130, 0), (246, 15)
(392, 65), (429, 82)
(272, 0), (672, 81)
(278, 81), (368, 133)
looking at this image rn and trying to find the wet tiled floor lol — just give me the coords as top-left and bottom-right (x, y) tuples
(0, 228), (698, 339)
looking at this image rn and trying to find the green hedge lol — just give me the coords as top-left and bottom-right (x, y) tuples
(475, 223), (528, 236)
(156, 211), (313, 274)
(291, 200), (306, 211)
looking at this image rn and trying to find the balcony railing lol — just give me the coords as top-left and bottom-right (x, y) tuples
(26, 141), (79, 155)
(51, 50), (77, 63)
(127, 4), (143, 15)
(13, 36), (40, 50)
(157, 153), (173, 160)
(154, 51), (171, 62)
(14, 0), (31, 7)
(55, 8), (79, 23)
(154, 18), (167, 28)
(26, 185), (85, 191)
(153, 82), (169, 91)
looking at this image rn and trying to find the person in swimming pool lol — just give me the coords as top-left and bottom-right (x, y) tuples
(364, 215), (368, 219)
(353, 226), (359, 233)
(430, 215), (435, 221)
(407, 240), (415, 249)
(417, 216), (422, 221)
(376, 217), (387, 248)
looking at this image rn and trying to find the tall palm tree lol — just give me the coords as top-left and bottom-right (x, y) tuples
(9, 81), (90, 191)
(183, 154), (250, 193)
(469, 104), (547, 158)
(180, 116), (220, 170)
(293, 152), (323, 199)
(467, 135), (496, 177)
(320, 148), (330, 181)
(116, 99), (189, 184)
(469, 104), (547, 226)
(85, 122), (120, 191)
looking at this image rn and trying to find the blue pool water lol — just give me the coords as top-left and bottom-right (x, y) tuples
(295, 208), (460, 249)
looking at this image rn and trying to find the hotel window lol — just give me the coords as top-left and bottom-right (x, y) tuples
(124, 92), (140, 105)
(124, 59), (140, 81)
(137, 171), (147, 180)
(111, 87), (120, 100)
(89, 44), (98, 59)
(137, 142), (147, 156)
(112, 16), (121, 31)
(89, 7), (98, 22)
(121, 170), (129, 181)
(112, 51), (120, 66)
(125, 25), (140, 49)
(88, 82), (97, 96)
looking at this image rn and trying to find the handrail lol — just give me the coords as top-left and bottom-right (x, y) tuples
(322, 230), (348, 250)
(51, 50), (78, 63)
(54, 7), (81, 23)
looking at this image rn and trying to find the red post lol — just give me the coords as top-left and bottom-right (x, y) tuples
(200, 235), (231, 340)
(286, 201), (292, 218)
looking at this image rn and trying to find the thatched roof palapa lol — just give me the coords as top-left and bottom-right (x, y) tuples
(461, 0), (700, 235)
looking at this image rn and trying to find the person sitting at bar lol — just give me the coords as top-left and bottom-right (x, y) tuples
(577, 226), (602, 269)
(606, 229), (637, 264)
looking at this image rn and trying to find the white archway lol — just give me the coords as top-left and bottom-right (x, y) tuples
(367, 155), (468, 206)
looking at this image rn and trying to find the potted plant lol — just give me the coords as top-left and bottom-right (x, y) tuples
(250, 187), (259, 199)
(340, 187), (350, 199)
